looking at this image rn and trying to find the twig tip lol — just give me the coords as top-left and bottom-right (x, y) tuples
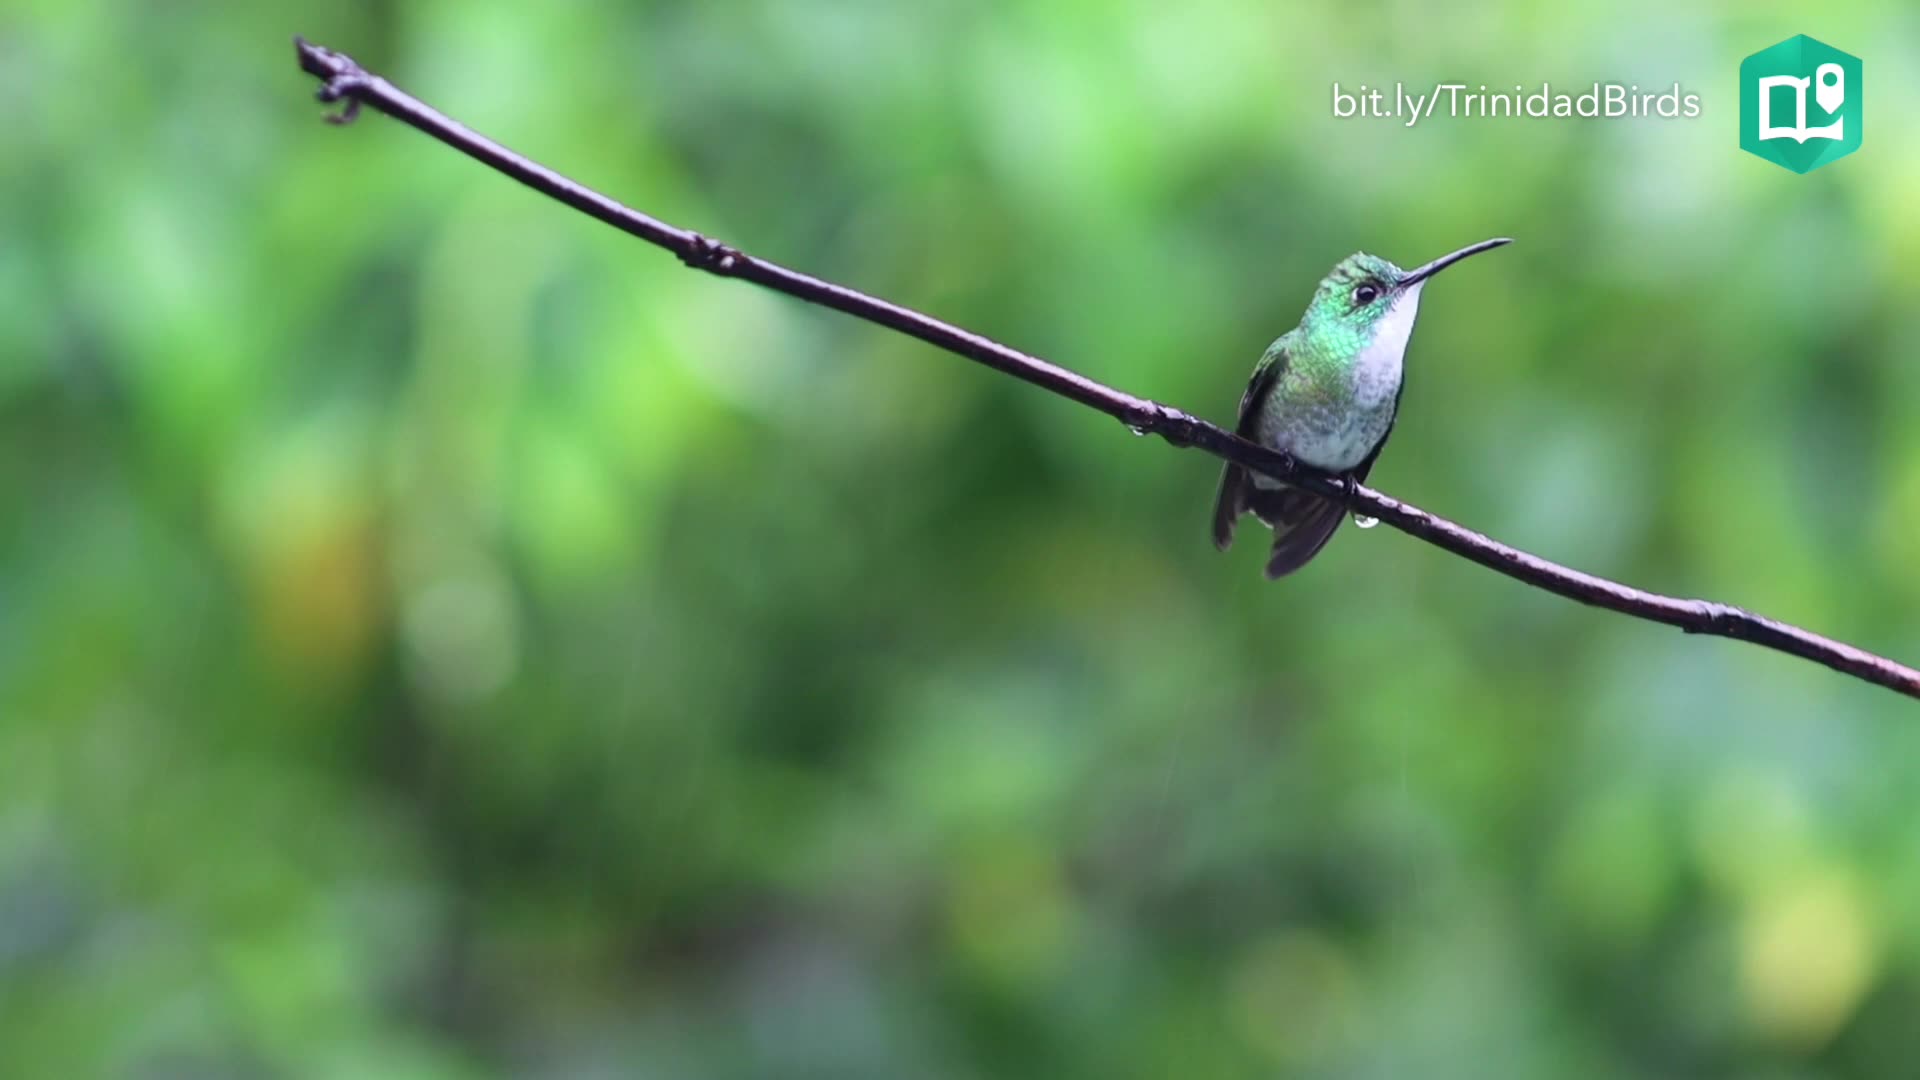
(295, 37), (372, 125)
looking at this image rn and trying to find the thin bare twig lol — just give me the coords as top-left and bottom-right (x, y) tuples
(293, 36), (1920, 702)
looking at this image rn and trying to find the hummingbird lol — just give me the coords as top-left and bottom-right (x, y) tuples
(1212, 238), (1510, 578)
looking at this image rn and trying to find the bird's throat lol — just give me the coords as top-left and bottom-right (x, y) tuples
(1351, 284), (1422, 411)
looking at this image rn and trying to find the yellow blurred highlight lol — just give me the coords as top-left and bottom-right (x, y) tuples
(220, 417), (382, 684)
(250, 517), (379, 682)
(1691, 772), (1880, 1047)
(1739, 865), (1877, 1048)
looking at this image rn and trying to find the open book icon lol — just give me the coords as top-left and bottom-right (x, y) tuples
(1758, 63), (1845, 142)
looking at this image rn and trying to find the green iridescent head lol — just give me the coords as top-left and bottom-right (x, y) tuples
(1302, 238), (1512, 341)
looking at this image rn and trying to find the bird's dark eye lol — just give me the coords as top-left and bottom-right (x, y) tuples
(1353, 283), (1380, 306)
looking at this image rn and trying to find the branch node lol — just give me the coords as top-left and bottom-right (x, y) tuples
(295, 37), (373, 124)
(680, 233), (741, 275)
(1155, 409), (1195, 448)
(1680, 601), (1730, 635)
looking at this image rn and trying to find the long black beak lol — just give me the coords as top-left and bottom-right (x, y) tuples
(1398, 237), (1512, 288)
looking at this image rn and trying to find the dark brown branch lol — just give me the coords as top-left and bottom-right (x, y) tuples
(292, 36), (1920, 702)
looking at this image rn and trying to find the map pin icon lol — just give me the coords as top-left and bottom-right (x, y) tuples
(1815, 62), (1844, 114)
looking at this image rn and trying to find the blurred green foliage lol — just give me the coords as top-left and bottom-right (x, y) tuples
(4, 1), (1920, 1076)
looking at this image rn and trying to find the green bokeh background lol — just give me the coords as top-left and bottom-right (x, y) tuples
(5, 2), (1920, 1076)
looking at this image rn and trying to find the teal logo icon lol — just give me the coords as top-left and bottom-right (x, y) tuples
(1740, 35), (1862, 174)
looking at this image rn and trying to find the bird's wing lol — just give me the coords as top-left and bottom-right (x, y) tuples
(1210, 339), (1287, 551)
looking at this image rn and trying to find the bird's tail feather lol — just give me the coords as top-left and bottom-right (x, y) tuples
(1253, 488), (1346, 579)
